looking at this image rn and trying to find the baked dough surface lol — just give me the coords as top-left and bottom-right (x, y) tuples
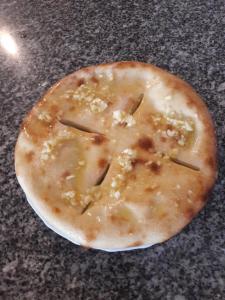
(15, 62), (217, 250)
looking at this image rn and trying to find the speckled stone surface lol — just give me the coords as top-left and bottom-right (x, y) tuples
(0, 1), (225, 299)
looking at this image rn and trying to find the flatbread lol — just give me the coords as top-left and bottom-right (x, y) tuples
(15, 62), (217, 251)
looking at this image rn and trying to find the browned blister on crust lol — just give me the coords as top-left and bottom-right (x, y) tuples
(15, 61), (217, 250)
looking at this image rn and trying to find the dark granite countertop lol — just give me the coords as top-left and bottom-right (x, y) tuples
(0, 1), (225, 299)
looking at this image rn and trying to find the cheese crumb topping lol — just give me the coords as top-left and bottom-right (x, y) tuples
(146, 81), (152, 88)
(105, 69), (114, 81)
(183, 121), (193, 132)
(72, 84), (90, 101)
(111, 179), (117, 188)
(40, 140), (56, 161)
(96, 216), (101, 223)
(110, 190), (121, 200)
(62, 190), (76, 199)
(90, 98), (108, 113)
(58, 129), (74, 138)
(62, 191), (76, 206)
(80, 194), (92, 206)
(188, 190), (193, 195)
(154, 112), (194, 148)
(166, 114), (193, 132)
(66, 174), (75, 180)
(117, 148), (137, 172)
(114, 191), (121, 199)
(111, 174), (125, 190)
(178, 135), (185, 146)
(112, 110), (136, 127)
(152, 115), (162, 125)
(69, 83), (109, 114)
(78, 160), (85, 166)
(38, 111), (52, 122)
(166, 129), (176, 137)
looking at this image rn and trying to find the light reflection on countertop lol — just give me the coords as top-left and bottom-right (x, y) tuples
(0, 30), (18, 56)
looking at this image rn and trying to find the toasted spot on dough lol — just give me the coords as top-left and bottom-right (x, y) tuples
(91, 134), (106, 145)
(148, 162), (161, 174)
(129, 173), (137, 181)
(110, 214), (129, 225)
(160, 137), (166, 143)
(137, 137), (154, 151)
(83, 224), (101, 242)
(98, 158), (108, 168)
(69, 106), (76, 112)
(53, 207), (61, 214)
(128, 241), (143, 247)
(205, 156), (216, 169)
(50, 105), (59, 114)
(77, 78), (85, 87)
(25, 151), (34, 162)
(91, 76), (99, 84)
(184, 208), (196, 220)
(61, 170), (71, 178)
(145, 185), (158, 192)
(131, 158), (148, 167)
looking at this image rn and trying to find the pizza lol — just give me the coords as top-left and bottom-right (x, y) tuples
(15, 62), (217, 251)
